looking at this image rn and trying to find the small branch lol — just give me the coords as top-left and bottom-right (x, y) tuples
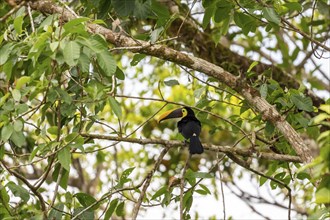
(79, 133), (303, 163)
(48, 166), (63, 211)
(176, 0), (197, 36)
(218, 163), (226, 220)
(131, 147), (169, 219)
(27, 3), (35, 32)
(1, 160), (47, 218)
(180, 153), (191, 220)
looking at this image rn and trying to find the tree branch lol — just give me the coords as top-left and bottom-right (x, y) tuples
(80, 133), (302, 163)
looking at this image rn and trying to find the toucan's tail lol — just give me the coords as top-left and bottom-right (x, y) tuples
(189, 136), (204, 154)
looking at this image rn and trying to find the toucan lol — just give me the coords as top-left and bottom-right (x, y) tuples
(158, 107), (204, 154)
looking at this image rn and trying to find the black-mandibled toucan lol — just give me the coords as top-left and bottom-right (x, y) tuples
(158, 107), (204, 154)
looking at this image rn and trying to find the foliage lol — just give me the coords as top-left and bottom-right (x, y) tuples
(0, 0), (329, 219)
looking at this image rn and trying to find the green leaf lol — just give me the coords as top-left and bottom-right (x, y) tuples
(118, 167), (135, 186)
(284, 2), (302, 12)
(307, 126), (320, 140)
(7, 181), (30, 203)
(315, 188), (330, 204)
(290, 94), (313, 112)
(214, 2), (232, 23)
(112, 0), (135, 16)
(196, 189), (208, 195)
(104, 198), (119, 220)
(109, 97), (122, 119)
(199, 184), (211, 194)
(13, 15), (24, 35)
(134, 0), (152, 19)
(3, 59), (13, 79)
(247, 61), (259, 73)
(130, 54), (146, 66)
(115, 67), (125, 80)
(151, 186), (167, 200)
(1, 124), (14, 142)
(150, 1), (170, 20)
(96, 51), (117, 76)
(57, 88), (73, 104)
(11, 89), (21, 102)
(233, 12), (257, 34)
(78, 35), (108, 53)
(29, 145), (40, 162)
(63, 17), (90, 31)
(58, 146), (71, 171)
(259, 84), (268, 99)
(263, 7), (280, 24)
(65, 132), (79, 143)
(13, 120), (23, 132)
(0, 186), (10, 212)
(150, 27), (164, 44)
(10, 131), (26, 147)
(295, 113), (309, 128)
(0, 145), (5, 160)
(183, 190), (193, 212)
(116, 201), (125, 216)
(50, 42), (59, 52)
(296, 172), (311, 180)
(75, 193), (98, 210)
(265, 121), (275, 136)
(52, 164), (69, 190)
(259, 176), (268, 186)
(319, 104), (330, 114)
(202, 4), (216, 29)
(48, 204), (64, 220)
(164, 79), (180, 87)
(47, 126), (59, 135)
(73, 207), (94, 220)
(16, 76), (31, 90)
(0, 43), (13, 65)
(63, 41), (81, 66)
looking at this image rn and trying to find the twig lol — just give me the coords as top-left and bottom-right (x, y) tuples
(27, 3), (35, 33)
(124, 103), (168, 138)
(131, 147), (169, 219)
(179, 65), (243, 100)
(48, 166), (64, 211)
(180, 153), (191, 220)
(176, 0), (197, 36)
(58, 0), (78, 18)
(33, 156), (56, 189)
(0, 0), (26, 22)
(218, 163), (226, 220)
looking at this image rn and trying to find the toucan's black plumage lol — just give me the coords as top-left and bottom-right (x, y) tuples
(158, 107), (204, 154)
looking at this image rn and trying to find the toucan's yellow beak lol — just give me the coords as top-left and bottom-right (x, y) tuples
(158, 108), (184, 123)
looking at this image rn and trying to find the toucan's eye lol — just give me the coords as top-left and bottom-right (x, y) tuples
(182, 109), (186, 113)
